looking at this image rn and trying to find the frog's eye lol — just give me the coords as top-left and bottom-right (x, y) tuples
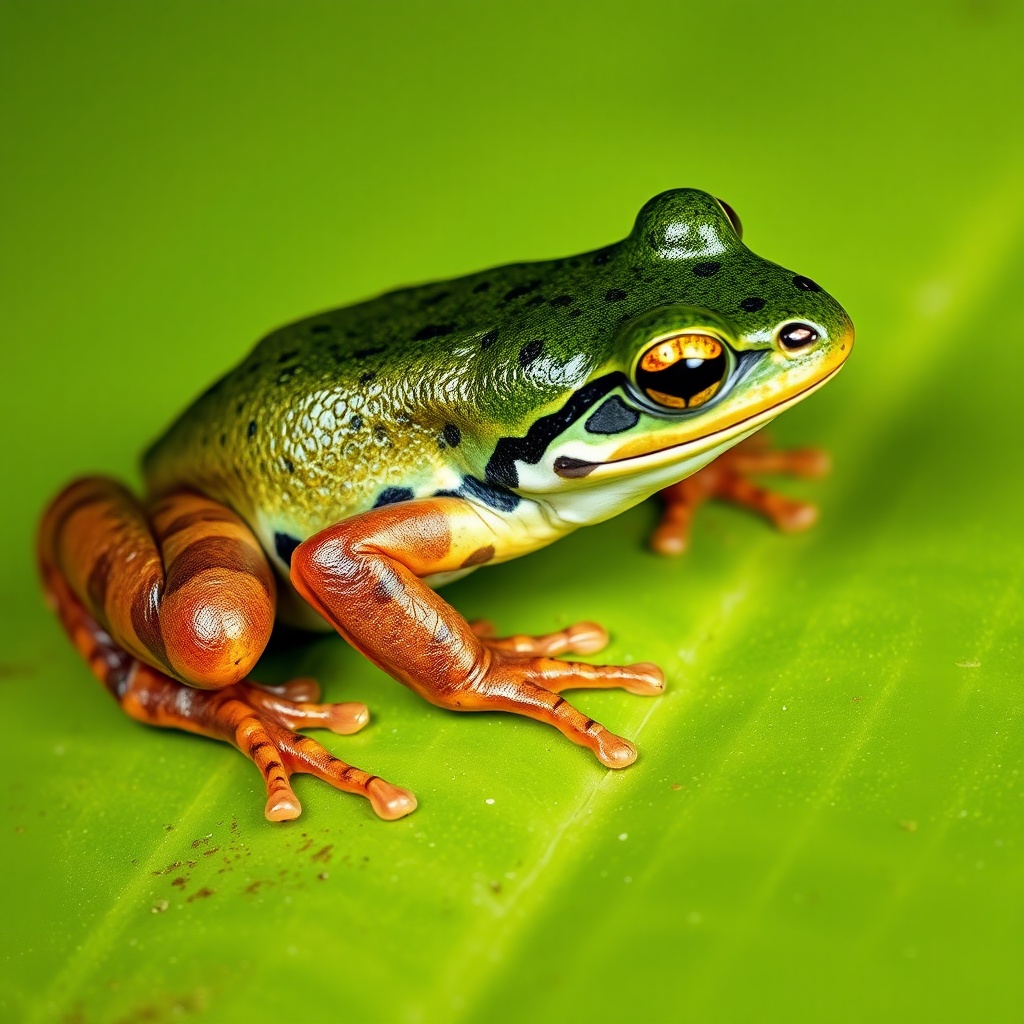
(715, 198), (743, 239)
(636, 333), (730, 410)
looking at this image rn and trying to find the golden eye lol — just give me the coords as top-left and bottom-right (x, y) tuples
(636, 333), (729, 410)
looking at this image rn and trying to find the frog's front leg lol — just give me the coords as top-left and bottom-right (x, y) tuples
(38, 478), (416, 822)
(290, 498), (665, 768)
(651, 435), (831, 555)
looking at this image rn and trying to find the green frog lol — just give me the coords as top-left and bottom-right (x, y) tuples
(39, 188), (853, 822)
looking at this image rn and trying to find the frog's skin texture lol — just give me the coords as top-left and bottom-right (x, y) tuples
(38, 190), (853, 822)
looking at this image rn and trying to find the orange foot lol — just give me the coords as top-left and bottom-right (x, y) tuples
(119, 666), (417, 822)
(466, 618), (664, 768)
(652, 435), (830, 555)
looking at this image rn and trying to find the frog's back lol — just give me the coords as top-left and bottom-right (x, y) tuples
(142, 248), (624, 558)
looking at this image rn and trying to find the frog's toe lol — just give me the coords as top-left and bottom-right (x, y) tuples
(250, 676), (322, 702)
(618, 662), (666, 696)
(772, 498), (819, 533)
(594, 730), (638, 768)
(367, 778), (418, 821)
(534, 656), (665, 697)
(265, 786), (303, 822)
(273, 724), (417, 822)
(243, 683), (370, 735)
(473, 620), (610, 657)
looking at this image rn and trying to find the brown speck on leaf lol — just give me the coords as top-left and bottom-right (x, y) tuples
(171, 876), (187, 888)
(852, 696), (862, 703)
(202, 847), (220, 857)
(318, 872), (329, 881)
(490, 880), (502, 893)
(164, 824), (174, 831)
(297, 838), (314, 853)
(151, 900), (169, 914)
(900, 820), (918, 832)
(191, 837), (210, 849)
(670, 783), (683, 791)
(187, 887), (215, 902)
(14, 826), (24, 833)
(152, 860), (183, 876)
(311, 844), (333, 864)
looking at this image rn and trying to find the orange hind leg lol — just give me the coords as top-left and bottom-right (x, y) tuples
(38, 478), (416, 823)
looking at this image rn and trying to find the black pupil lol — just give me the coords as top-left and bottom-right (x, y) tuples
(637, 349), (728, 406)
(779, 323), (819, 350)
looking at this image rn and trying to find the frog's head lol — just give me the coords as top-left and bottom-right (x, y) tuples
(489, 189), (854, 525)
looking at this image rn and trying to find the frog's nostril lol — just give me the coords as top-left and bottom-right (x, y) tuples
(778, 323), (819, 352)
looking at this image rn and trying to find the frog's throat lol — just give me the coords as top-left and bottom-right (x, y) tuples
(557, 362), (845, 483)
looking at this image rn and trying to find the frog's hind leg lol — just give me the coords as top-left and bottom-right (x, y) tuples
(651, 435), (830, 555)
(38, 478), (415, 822)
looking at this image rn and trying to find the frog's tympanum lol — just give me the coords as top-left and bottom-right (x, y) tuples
(39, 190), (853, 822)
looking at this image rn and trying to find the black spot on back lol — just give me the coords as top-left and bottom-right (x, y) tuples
(277, 350), (299, 363)
(503, 280), (541, 302)
(793, 275), (821, 291)
(353, 346), (386, 359)
(274, 532), (302, 566)
(373, 487), (414, 508)
(359, 371), (376, 384)
(519, 339), (544, 367)
(282, 458), (294, 474)
(247, 421), (257, 438)
(443, 423), (461, 447)
(585, 396), (640, 435)
(310, 324), (331, 335)
(473, 280), (492, 293)
(422, 291), (450, 307)
(413, 323), (456, 341)
(740, 297), (766, 312)
(693, 262), (721, 277)
(350, 415), (363, 431)
(480, 329), (498, 349)
(592, 249), (612, 265)
(605, 288), (627, 302)
(550, 294), (574, 306)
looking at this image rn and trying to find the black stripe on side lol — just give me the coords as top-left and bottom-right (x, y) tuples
(484, 372), (628, 489)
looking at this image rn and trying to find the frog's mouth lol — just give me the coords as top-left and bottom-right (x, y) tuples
(553, 363), (845, 481)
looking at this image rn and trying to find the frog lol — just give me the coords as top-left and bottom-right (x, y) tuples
(38, 188), (853, 823)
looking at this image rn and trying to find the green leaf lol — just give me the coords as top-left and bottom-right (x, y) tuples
(2, 3), (1022, 1023)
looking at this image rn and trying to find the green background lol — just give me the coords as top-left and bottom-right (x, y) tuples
(2, 2), (1022, 1022)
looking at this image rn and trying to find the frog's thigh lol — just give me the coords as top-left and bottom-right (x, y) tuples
(290, 498), (664, 769)
(39, 477), (275, 688)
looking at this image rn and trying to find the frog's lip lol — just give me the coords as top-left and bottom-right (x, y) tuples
(554, 363), (845, 480)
